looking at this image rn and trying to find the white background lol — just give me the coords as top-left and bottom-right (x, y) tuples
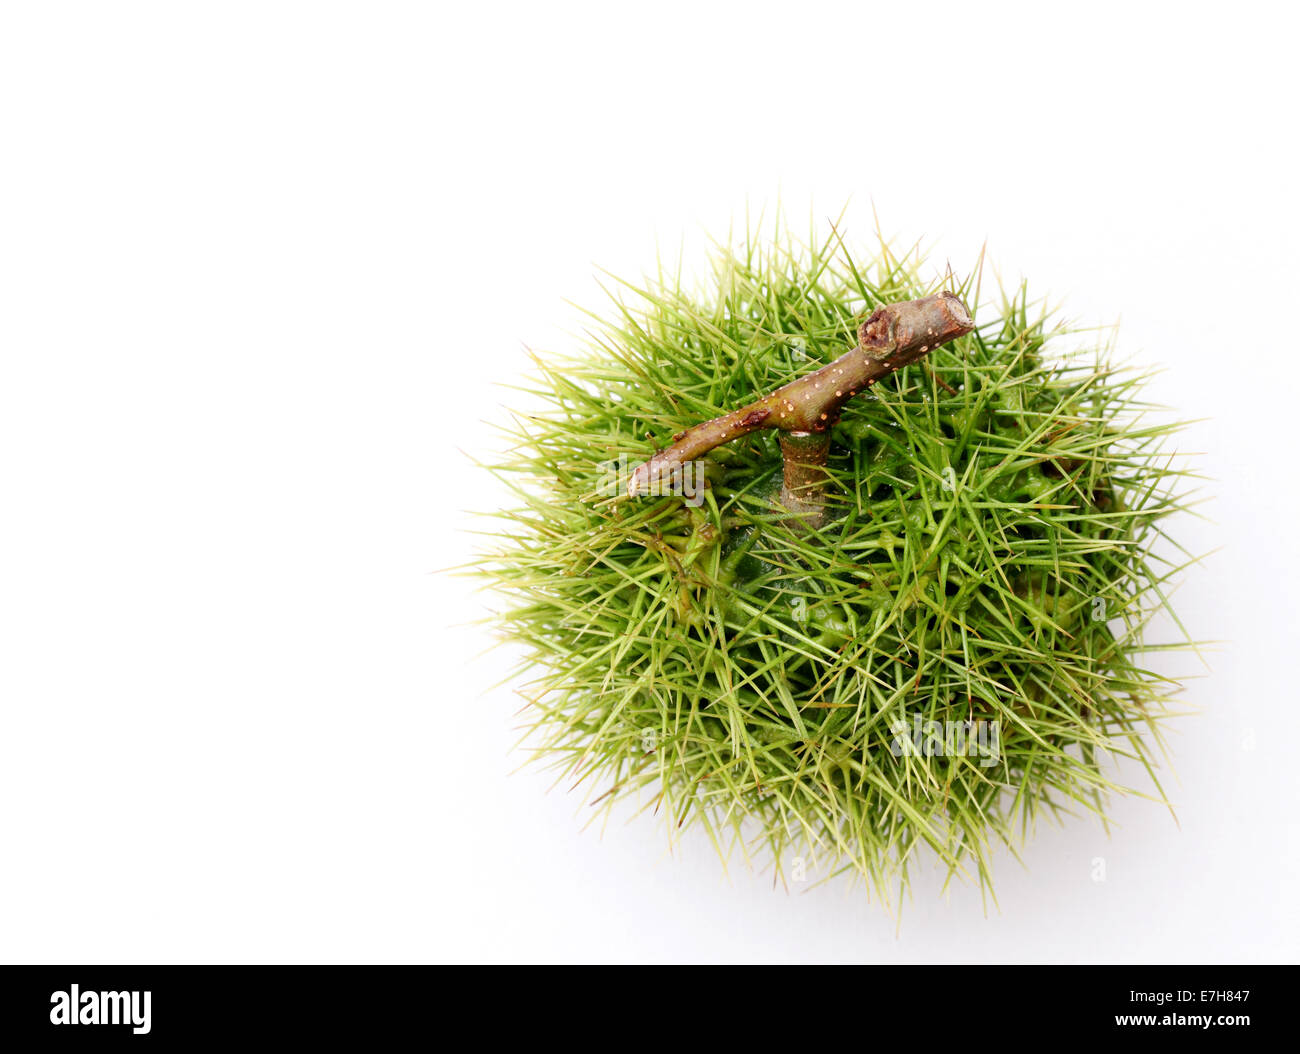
(1, 1), (1297, 964)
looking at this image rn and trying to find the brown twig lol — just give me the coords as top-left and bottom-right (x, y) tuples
(627, 292), (974, 525)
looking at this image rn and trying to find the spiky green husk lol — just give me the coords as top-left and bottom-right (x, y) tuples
(482, 225), (1194, 907)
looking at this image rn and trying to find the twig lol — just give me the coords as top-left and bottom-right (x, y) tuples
(628, 292), (974, 525)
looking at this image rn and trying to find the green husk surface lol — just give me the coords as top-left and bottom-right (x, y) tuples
(480, 222), (1196, 908)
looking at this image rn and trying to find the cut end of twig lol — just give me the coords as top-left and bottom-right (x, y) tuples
(859, 291), (973, 362)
